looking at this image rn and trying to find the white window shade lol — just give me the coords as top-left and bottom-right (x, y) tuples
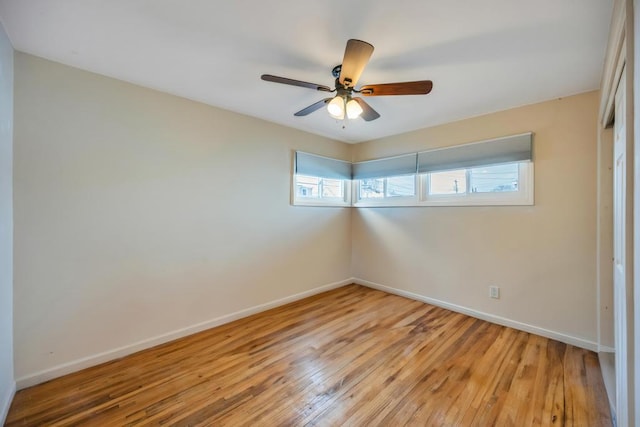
(417, 133), (533, 174)
(295, 151), (352, 180)
(352, 153), (418, 180)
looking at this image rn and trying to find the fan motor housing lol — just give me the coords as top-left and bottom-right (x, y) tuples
(335, 83), (352, 97)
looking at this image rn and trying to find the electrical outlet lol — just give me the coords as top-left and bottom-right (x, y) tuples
(489, 286), (500, 299)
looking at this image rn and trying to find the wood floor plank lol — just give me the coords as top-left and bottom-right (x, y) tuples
(6, 285), (612, 426)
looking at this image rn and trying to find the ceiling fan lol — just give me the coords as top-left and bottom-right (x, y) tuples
(261, 39), (433, 122)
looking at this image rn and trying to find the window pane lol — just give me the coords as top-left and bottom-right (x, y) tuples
(359, 178), (385, 199)
(296, 175), (320, 198)
(469, 163), (519, 193)
(429, 169), (467, 195)
(386, 175), (415, 197)
(321, 178), (344, 198)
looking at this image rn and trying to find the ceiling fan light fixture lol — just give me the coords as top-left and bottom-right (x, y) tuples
(346, 98), (363, 119)
(261, 39), (433, 123)
(327, 96), (345, 119)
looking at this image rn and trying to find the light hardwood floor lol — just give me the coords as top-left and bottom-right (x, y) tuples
(7, 285), (611, 426)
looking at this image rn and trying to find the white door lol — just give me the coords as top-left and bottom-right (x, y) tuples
(613, 67), (629, 426)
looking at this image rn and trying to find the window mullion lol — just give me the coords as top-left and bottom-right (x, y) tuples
(465, 169), (471, 194)
(423, 174), (430, 201)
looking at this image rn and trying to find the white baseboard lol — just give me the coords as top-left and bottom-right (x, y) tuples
(354, 278), (599, 352)
(16, 277), (599, 389)
(1, 380), (16, 425)
(599, 345), (615, 353)
(16, 278), (354, 390)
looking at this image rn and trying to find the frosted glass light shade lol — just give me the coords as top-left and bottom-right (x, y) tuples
(327, 96), (345, 119)
(346, 99), (363, 119)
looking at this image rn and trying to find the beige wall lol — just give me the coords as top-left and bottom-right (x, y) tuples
(0, 20), (14, 423)
(12, 51), (603, 386)
(13, 53), (352, 383)
(352, 92), (599, 346)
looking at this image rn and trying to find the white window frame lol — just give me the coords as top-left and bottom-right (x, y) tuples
(292, 174), (352, 207)
(353, 175), (419, 207)
(419, 161), (534, 206)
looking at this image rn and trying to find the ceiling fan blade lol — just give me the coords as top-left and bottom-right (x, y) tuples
(353, 98), (380, 121)
(359, 80), (433, 96)
(261, 74), (333, 92)
(339, 39), (374, 88)
(294, 98), (333, 116)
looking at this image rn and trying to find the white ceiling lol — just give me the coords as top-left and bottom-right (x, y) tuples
(0, 0), (612, 143)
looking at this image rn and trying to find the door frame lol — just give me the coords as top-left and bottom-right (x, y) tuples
(599, 1), (636, 426)
(613, 66), (631, 426)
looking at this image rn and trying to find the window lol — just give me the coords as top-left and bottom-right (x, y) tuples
(353, 161), (531, 207)
(295, 175), (346, 199)
(355, 175), (417, 205)
(417, 132), (533, 206)
(427, 163), (519, 196)
(421, 161), (533, 206)
(428, 169), (467, 195)
(469, 163), (519, 193)
(353, 153), (418, 206)
(359, 176), (416, 199)
(293, 133), (533, 208)
(293, 152), (351, 206)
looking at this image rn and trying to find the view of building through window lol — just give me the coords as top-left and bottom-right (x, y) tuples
(470, 163), (518, 193)
(429, 169), (467, 195)
(296, 175), (344, 199)
(359, 175), (415, 199)
(429, 163), (519, 195)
